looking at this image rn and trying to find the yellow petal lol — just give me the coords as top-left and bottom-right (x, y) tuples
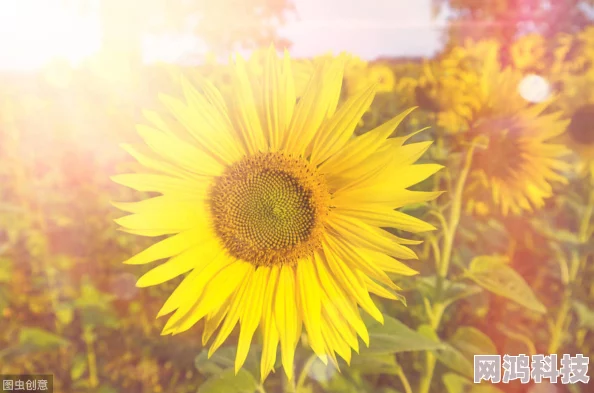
(136, 239), (222, 287)
(334, 206), (436, 233)
(322, 240), (383, 323)
(274, 265), (300, 380)
(231, 54), (268, 154)
(327, 215), (418, 260)
(261, 266), (280, 381)
(309, 84), (376, 165)
(169, 261), (252, 335)
(319, 107), (417, 174)
(111, 173), (204, 198)
(136, 125), (224, 177)
(235, 267), (268, 373)
(208, 269), (255, 356)
(122, 229), (205, 265)
(296, 258), (326, 358)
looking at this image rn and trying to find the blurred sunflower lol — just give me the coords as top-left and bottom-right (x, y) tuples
(550, 28), (593, 76)
(465, 62), (572, 215)
(415, 40), (499, 134)
(510, 33), (547, 73)
(554, 68), (594, 181)
(113, 47), (441, 380)
(367, 64), (396, 93)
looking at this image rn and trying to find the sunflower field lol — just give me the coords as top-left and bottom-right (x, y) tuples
(1, 2), (593, 393)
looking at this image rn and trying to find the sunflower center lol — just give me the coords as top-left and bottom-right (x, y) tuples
(568, 105), (594, 145)
(472, 118), (526, 181)
(210, 152), (331, 267)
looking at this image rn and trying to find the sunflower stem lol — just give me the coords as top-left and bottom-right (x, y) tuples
(418, 141), (478, 393)
(394, 361), (413, 393)
(295, 354), (317, 392)
(83, 325), (99, 388)
(548, 189), (594, 354)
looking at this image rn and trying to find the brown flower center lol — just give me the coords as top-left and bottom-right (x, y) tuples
(210, 152), (331, 267)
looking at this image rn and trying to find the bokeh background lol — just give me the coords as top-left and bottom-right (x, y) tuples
(1, 1), (593, 393)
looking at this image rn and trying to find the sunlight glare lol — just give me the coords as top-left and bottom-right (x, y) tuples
(0, 1), (102, 70)
(518, 74), (551, 103)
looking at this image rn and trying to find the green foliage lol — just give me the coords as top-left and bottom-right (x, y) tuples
(362, 315), (446, 355)
(465, 255), (547, 314)
(197, 369), (258, 393)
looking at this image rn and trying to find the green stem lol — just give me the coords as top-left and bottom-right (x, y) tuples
(548, 189), (594, 354)
(395, 362), (413, 393)
(256, 384), (267, 393)
(295, 355), (317, 392)
(418, 143), (478, 393)
(83, 326), (99, 388)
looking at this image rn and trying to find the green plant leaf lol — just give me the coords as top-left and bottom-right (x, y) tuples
(449, 327), (497, 357)
(349, 354), (400, 375)
(443, 373), (505, 393)
(195, 346), (260, 378)
(18, 327), (70, 351)
(195, 347), (236, 375)
(362, 315), (446, 355)
(197, 368), (257, 393)
(71, 354), (88, 381)
(465, 255), (546, 314)
(573, 301), (594, 331)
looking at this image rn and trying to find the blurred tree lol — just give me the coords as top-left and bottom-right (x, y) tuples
(96, 0), (294, 58)
(432, 0), (594, 61)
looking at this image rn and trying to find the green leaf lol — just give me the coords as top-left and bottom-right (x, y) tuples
(442, 327), (497, 378)
(349, 354), (400, 375)
(465, 255), (546, 314)
(197, 368), (257, 393)
(195, 346), (260, 378)
(361, 315), (446, 355)
(416, 276), (482, 307)
(419, 325), (496, 379)
(496, 324), (536, 355)
(443, 373), (505, 393)
(449, 327), (497, 357)
(443, 282), (483, 308)
(18, 327), (70, 351)
(419, 325), (472, 378)
(436, 344), (474, 378)
(530, 218), (582, 244)
(573, 301), (594, 331)
(71, 354), (88, 381)
(195, 347), (236, 375)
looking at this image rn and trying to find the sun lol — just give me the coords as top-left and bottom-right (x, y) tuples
(113, 47), (441, 381)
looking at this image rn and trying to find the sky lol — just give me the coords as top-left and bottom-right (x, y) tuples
(280, 0), (446, 59)
(0, 0), (446, 70)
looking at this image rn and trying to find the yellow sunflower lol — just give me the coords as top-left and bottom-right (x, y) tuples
(553, 68), (594, 181)
(464, 61), (572, 215)
(550, 28), (594, 76)
(415, 40), (500, 134)
(367, 64), (396, 93)
(510, 33), (547, 73)
(112, 47), (441, 380)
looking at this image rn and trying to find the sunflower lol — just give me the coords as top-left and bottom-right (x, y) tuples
(464, 61), (572, 215)
(112, 47), (441, 381)
(510, 33), (547, 73)
(415, 40), (500, 134)
(367, 64), (396, 93)
(553, 68), (594, 181)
